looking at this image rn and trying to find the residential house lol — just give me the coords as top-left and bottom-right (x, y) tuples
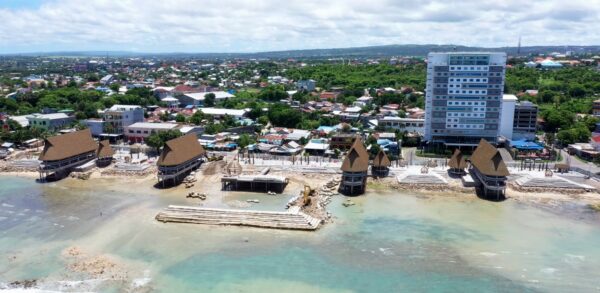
(304, 138), (330, 155)
(100, 74), (114, 85)
(27, 113), (74, 131)
(320, 91), (340, 101)
(297, 80), (316, 92)
(125, 122), (179, 143)
(378, 117), (425, 134)
(330, 133), (359, 150)
(102, 105), (145, 135)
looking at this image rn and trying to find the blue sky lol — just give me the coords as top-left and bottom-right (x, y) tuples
(0, 0), (45, 9)
(0, 0), (599, 54)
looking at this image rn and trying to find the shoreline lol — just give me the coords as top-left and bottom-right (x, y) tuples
(2, 167), (599, 213)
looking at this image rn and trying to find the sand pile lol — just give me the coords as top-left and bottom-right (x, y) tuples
(62, 246), (128, 281)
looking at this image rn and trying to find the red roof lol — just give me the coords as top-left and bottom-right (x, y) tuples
(320, 92), (339, 100)
(592, 136), (600, 143)
(173, 85), (195, 93)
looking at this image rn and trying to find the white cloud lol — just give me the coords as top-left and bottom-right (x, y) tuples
(0, 0), (599, 53)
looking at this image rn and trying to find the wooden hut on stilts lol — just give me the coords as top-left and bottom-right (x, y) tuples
(469, 139), (510, 200)
(371, 149), (391, 177)
(157, 134), (206, 187)
(340, 138), (369, 196)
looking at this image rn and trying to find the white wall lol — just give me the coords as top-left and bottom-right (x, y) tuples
(499, 95), (516, 140)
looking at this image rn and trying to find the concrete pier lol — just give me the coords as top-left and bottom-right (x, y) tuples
(155, 205), (321, 231)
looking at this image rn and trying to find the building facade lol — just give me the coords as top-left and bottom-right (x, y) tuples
(378, 117), (425, 134)
(27, 113), (74, 131)
(102, 105), (145, 135)
(424, 52), (507, 146)
(512, 101), (538, 140)
(499, 94), (517, 140)
(125, 122), (179, 143)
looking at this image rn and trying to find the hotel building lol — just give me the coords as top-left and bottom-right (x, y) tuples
(424, 52), (507, 146)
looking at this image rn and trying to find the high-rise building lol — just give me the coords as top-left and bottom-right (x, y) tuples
(424, 52), (507, 146)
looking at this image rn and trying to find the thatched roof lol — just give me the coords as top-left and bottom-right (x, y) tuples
(38, 129), (97, 161)
(448, 149), (467, 169)
(470, 139), (509, 176)
(372, 149), (391, 168)
(341, 138), (369, 172)
(157, 134), (206, 167)
(96, 140), (114, 159)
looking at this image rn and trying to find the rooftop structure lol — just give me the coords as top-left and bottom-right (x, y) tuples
(198, 108), (248, 119)
(180, 91), (235, 106)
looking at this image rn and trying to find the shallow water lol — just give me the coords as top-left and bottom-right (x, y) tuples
(1, 176), (600, 292)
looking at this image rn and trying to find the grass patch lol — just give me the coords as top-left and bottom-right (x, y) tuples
(589, 203), (600, 212)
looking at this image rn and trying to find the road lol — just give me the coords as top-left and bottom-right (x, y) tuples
(559, 148), (600, 174)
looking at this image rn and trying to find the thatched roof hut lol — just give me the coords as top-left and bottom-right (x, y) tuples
(448, 149), (468, 170)
(470, 139), (509, 177)
(39, 129), (97, 162)
(372, 149), (391, 168)
(341, 138), (369, 173)
(157, 134), (206, 167)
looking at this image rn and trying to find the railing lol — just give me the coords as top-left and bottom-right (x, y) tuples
(40, 152), (95, 171)
(158, 158), (202, 177)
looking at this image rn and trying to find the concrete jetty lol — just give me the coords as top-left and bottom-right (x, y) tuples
(155, 205), (322, 231)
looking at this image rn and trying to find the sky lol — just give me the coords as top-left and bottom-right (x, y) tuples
(0, 0), (599, 54)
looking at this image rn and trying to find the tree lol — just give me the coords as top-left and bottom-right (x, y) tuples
(267, 104), (302, 128)
(236, 133), (255, 148)
(204, 123), (225, 135)
(258, 85), (289, 101)
(109, 83), (120, 92)
(175, 114), (186, 123)
(204, 93), (216, 107)
(189, 111), (205, 125)
(369, 143), (380, 159)
(146, 130), (182, 151)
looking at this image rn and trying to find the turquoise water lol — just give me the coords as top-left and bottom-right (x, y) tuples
(1, 176), (600, 292)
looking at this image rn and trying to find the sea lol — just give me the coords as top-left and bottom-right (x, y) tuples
(1, 175), (600, 292)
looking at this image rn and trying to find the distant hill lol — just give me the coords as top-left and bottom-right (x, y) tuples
(4, 44), (600, 59)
